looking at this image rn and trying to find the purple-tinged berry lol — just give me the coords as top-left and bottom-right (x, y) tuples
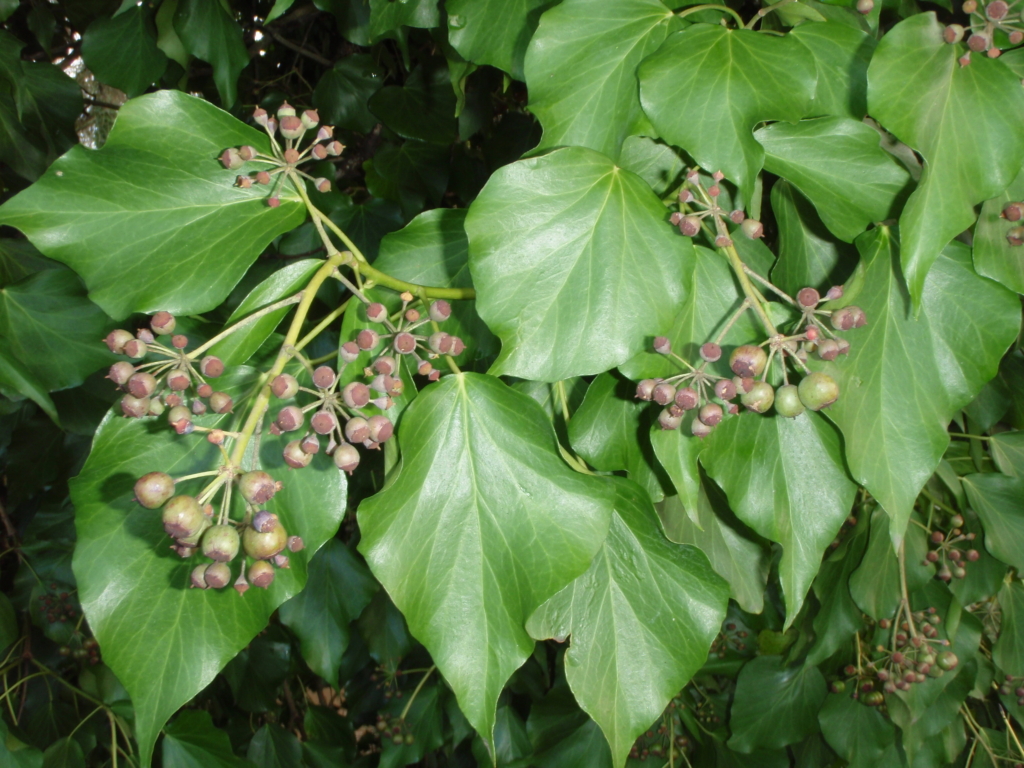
(134, 472), (175, 509)
(675, 387), (699, 410)
(121, 394), (151, 418)
(312, 366), (336, 389)
(429, 332), (452, 355)
(104, 329), (134, 354)
(276, 405), (304, 432)
(1007, 226), (1024, 246)
(151, 311), (176, 335)
(741, 381), (774, 413)
(343, 382), (371, 408)
(429, 300), (451, 322)
(679, 215), (701, 237)
(654, 336), (671, 354)
(368, 415), (393, 442)
(167, 369), (191, 391)
(714, 379), (736, 400)
(204, 562), (231, 589)
(356, 329), (379, 351)
(200, 356), (224, 378)
(691, 418), (713, 438)
(701, 342), (722, 362)
(658, 409), (683, 430)
(345, 417), (370, 443)
(288, 536), (304, 552)
(202, 525), (239, 562)
(163, 496), (206, 539)
(243, 515), (287, 560)
(636, 379), (657, 401)
(108, 361), (136, 387)
(652, 382), (676, 406)
(238, 471), (277, 505)
(798, 372), (839, 410)
(209, 392), (233, 413)
(272, 374), (299, 399)
(944, 24), (965, 43)
(190, 565), (208, 589)
(248, 561), (275, 588)
(283, 440), (313, 468)
(315, 178), (331, 193)
(730, 345), (767, 377)
(311, 410), (338, 435)
(730, 210), (746, 224)
(699, 403), (723, 426)
(333, 443), (360, 473)
(740, 219), (764, 239)
(797, 288), (820, 308)
(300, 434), (320, 454)
(220, 148), (243, 170)
(394, 332), (417, 354)
(367, 303), (388, 323)
(123, 339), (147, 359)
(817, 339), (840, 361)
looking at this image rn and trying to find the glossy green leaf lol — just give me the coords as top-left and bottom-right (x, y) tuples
(246, 725), (303, 768)
(817, 692), (896, 768)
(368, 63), (457, 145)
(0, 238), (58, 287)
(70, 368), (347, 767)
(791, 22), (874, 119)
(379, 682), (444, 768)
(0, 269), (116, 391)
(446, 0), (552, 81)
(0, 346), (59, 423)
(527, 477), (728, 767)
(0, 94), (47, 182)
(0, 90), (305, 320)
(848, 507), (932, 619)
(815, 230), (1019, 544)
(278, 539), (377, 683)
(771, 181), (857, 297)
(356, 590), (414, 667)
(329, 196), (406, 261)
(41, 739), (84, 768)
(727, 656), (827, 753)
(973, 167), (1024, 295)
(649, 421), (704, 525)
(700, 410), (856, 623)
(805, 513), (868, 665)
(173, 0), (248, 106)
(526, 680), (614, 768)
(639, 25), (816, 199)
(568, 373), (666, 502)
(659, 489), (769, 614)
(357, 373), (613, 743)
(991, 431), (1024, 477)
(963, 473), (1024, 572)
(155, 0), (188, 70)
(994, 580), (1024, 677)
(618, 135), (684, 197)
(755, 117), (911, 242)
(368, 0), (439, 42)
(163, 710), (256, 768)
(81, 5), (167, 98)
(312, 55), (385, 133)
(467, 146), (688, 381)
(866, 12), (1024, 307)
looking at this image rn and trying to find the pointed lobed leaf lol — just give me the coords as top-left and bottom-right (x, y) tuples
(990, 431), (1024, 477)
(173, 0), (248, 107)
(790, 21), (874, 119)
(638, 25), (817, 199)
(312, 55), (385, 133)
(71, 368), (346, 767)
(368, 0), (439, 42)
(0, 90), (305, 320)
(814, 230), (1019, 544)
(649, 422), (704, 526)
(805, 513), (868, 665)
(818, 691), (896, 768)
(700, 410), (856, 624)
(618, 135), (685, 197)
(848, 507), (933, 618)
(963, 473), (1024, 573)
(973, 167), (1024, 295)
(368, 63), (457, 145)
(80, 5), (168, 98)
(357, 373), (613, 743)
(0, 347), (58, 423)
(466, 146), (688, 381)
(866, 12), (1024, 307)
(446, 0), (553, 81)
(527, 477), (728, 767)
(163, 710), (256, 768)
(524, 0), (676, 160)
(994, 580), (1024, 678)
(755, 117), (911, 242)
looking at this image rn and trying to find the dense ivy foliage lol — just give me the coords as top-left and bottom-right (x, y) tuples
(0, 0), (1023, 766)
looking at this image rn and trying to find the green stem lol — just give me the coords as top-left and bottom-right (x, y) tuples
(400, 666), (436, 721)
(897, 541), (918, 639)
(745, 0), (798, 28)
(721, 242), (777, 336)
(948, 432), (989, 441)
(188, 293), (304, 359)
(295, 299), (351, 352)
(676, 3), (746, 27)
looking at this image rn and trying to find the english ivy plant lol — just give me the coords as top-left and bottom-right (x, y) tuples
(0, 0), (1023, 767)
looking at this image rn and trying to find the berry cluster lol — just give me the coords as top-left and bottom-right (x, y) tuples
(375, 713), (416, 747)
(670, 169), (765, 247)
(998, 674), (1024, 707)
(1002, 200), (1024, 246)
(104, 312), (231, 430)
(945, 0), (1024, 64)
(709, 621), (750, 658)
(59, 636), (101, 665)
(923, 514), (980, 581)
(35, 585), (77, 626)
(220, 103), (343, 206)
(627, 695), (694, 762)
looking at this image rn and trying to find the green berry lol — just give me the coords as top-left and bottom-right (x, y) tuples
(730, 345), (767, 378)
(774, 384), (805, 418)
(150, 311), (176, 335)
(209, 392), (233, 414)
(204, 562), (232, 589)
(120, 394), (151, 418)
(190, 564), (209, 589)
(798, 372), (839, 411)
(248, 560), (275, 588)
(741, 381), (774, 413)
(201, 524), (240, 562)
(937, 651), (958, 671)
(134, 472), (175, 509)
(243, 515), (288, 560)
(238, 471), (278, 505)
(162, 495), (206, 539)
(283, 440), (313, 468)
(333, 443), (360, 473)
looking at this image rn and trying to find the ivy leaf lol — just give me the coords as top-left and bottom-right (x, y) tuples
(618, 136), (685, 197)
(526, 477), (729, 767)
(312, 55), (385, 133)
(357, 373), (613, 744)
(379, 683), (444, 768)
(568, 373), (667, 502)
(368, 62), (457, 145)
(659, 488), (769, 615)
(466, 146), (688, 382)
(0, 269), (117, 391)
(173, 0), (248, 107)
(771, 181), (858, 297)
(994, 580), (1024, 677)
(700, 411), (856, 624)
(962, 473), (1024, 572)
(991, 432), (1024, 477)
(0, 90), (304, 320)
(790, 22), (875, 119)
(754, 117), (911, 242)
(81, 5), (168, 98)
(163, 710), (256, 768)
(866, 12), (1024, 308)
(814, 230), (1019, 545)
(848, 507), (933, 619)
(727, 657), (827, 753)
(526, 680), (613, 767)
(639, 25), (817, 199)
(70, 368), (347, 767)
(246, 725), (303, 768)
(0, 347), (58, 423)
(364, 141), (450, 219)
(817, 692), (896, 768)
(649, 423), (705, 525)
(368, 0), (439, 42)
(446, 0), (553, 81)
(278, 539), (378, 683)
(524, 0), (676, 160)
(973, 168), (1024, 295)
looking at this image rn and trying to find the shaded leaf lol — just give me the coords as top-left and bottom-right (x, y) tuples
(994, 579), (1024, 677)
(368, 0), (439, 42)
(525, 679), (613, 768)
(163, 710), (256, 768)
(0, 346), (58, 423)
(246, 725), (303, 768)
(791, 21), (874, 119)
(173, 0), (248, 107)
(313, 55), (385, 133)
(805, 513), (868, 665)
(817, 692), (896, 768)
(368, 62), (457, 145)
(446, 0), (554, 81)
(848, 507), (933, 619)
(991, 431), (1024, 477)
(81, 5), (167, 98)
(974, 167), (1024, 295)
(963, 473), (1024, 572)
(618, 135), (684, 197)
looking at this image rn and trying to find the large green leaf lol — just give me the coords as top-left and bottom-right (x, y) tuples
(0, 269), (117, 391)
(618, 135), (685, 197)
(278, 539), (377, 683)
(0, 90), (305, 320)
(962, 473), (1024, 572)
(357, 373), (613, 744)
(994, 580), (1024, 677)
(805, 513), (868, 665)
(814, 230), (1019, 544)
(700, 410), (856, 624)
(659, 489), (769, 614)
(173, 0), (248, 107)
(727, 656), (827, 753)
(527, 477), (728, 767)
(526, 680), (614, 768)
(465, 146), (688, 381)
(163, 710), (256, 768)
(81, 5), (167, 98)
(991, 431), (1024, 477)
(790, 21), (874, 119)
(973, 167), (1024, 295)
(368, 63), (457, 145)
(368, 0), (439, 42)
(0, 347), (58, 423)
(639, 25), (816, 199)
(649, 422), (704, 525)
(755, 117), (911, 242)
(524, 0), (675, 160)
(312, 55), (385, 133)
(70, 368), (347, 767)
(446, 0), (553, 81)
(866, 12), (1024, 307)
(817, 692), (896, 768)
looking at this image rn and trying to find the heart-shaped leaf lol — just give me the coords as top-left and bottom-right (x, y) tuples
(814, 230), (1019, 544)
(991, 431), (1024, 477)
(357, 372), (612, 744)
(866, 12), (1024, 307)
(80, 5), (168, 98)
(466, 146), (688, 381)
(790, 21), (874, 119)
(312, 55), (385, 133)
(173, 0), (248, 107)
(527, 477), (728, 767)
(639, 25), (816, 199)
(446, 0), (553, 81)
(818, 691), (896, 768)
(0, 90), (305, 320)
(962, 473), (1024, 572)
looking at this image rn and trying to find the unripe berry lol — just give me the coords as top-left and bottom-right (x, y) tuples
(658, 408), (683, 430)
(367, 415), (393, 442)
(817, 339), (840, 361)
(652, 382), (676, 405)
(280, 115), (303, 139)
(944, 24), (965, 43)
(300, 434), (320, 454)
(836, 338), (850, 355)
(636, 379), (657, 401)
(104, 329), (134, 354)
(449, 336), (466, 356)
(356, 329), (379, 351)
(730, 345), (768, 377)
(675, 386), (699, 410)
(135, 472), (175, 508)
(108, 361), (136, 387)
(312, 366), (336, 389)
(200, 356), (224, 378)
(315, 178), (331, 193)
(171, 334), (188, 350)
(248, 560), (275, 589)
(374, 356), (398, 376)
(730, 209), (746, 224)
(272, 374), (299, 399)
(343, 382), (371, 408)
(774, 384), (805, 418)
(276, 405), (304, 432)
(190, 565), (208, 589)
(238, 471), (278, 505)
(1007, 226), (1024, 246)
(964, 0), (977, 10)
(163, 496), (206, 539)
(126, 372), (158, 399)
(121, 394), (151, 418)
(831, 306), (866, 330)
(741, 381), (774, 413)
(967, 549), (980, 561)
(699, 403), (723, 426)
(968, 33), (989, 51)
(394, 333), (417, 354)
(987, 0), (1008, 18)
(429, 332), (452, 354)
(798, 372), (839, 410)
(367, 303), (388, 323)
(202, 525), (240, 562)
(654, 336), (671, 354)
(740, 219), (764, 239)
(733, 376), (754, 395)
(283, 440), (313, 468)
(311, 410), (338, 435)
(345, 417), (370, 444)
(123, 339), (147, 359)
(700, 342), (722, 362)
(691, 417), (713, 438)
(333, 443), (360, 473)
(679, 215), (701, 237)
(220, 148), (243, 170)
(937, 651), (958, 670)
(288, 535), (304, 552)
(167, 369), (191, 391)
(151, 311), (176, 335)
(429, 300), (451, 322)
(243, 515), (287, 559)
(1010, 30), (1023, 44)
(204, 562), (232, 589)
(209, 392), (233, 414)
(168, 405), (191, 428)
(714, 379), (736, 401)
(797, 287), (820, 308)
(196, 383), (213, 399)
